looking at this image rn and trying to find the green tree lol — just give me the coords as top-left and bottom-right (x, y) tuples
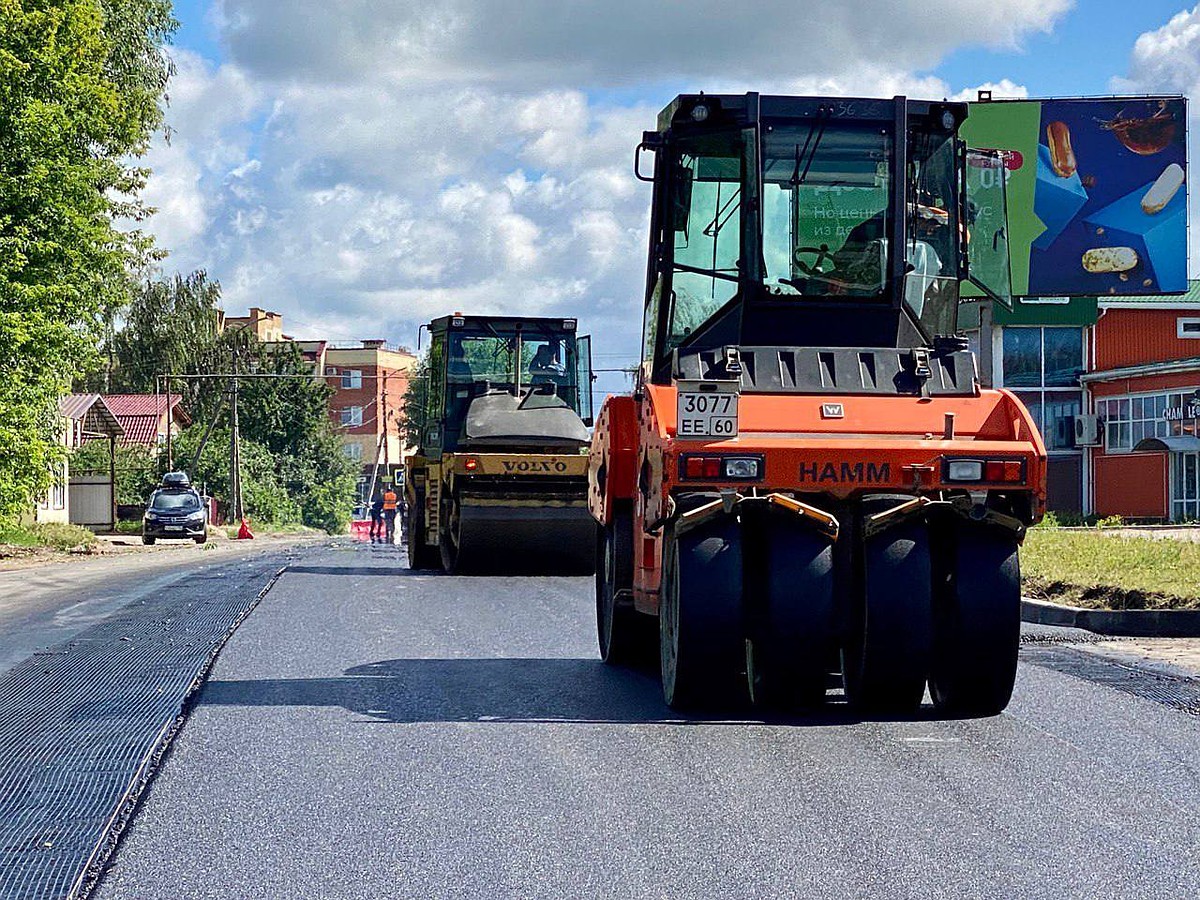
(171, 426), (300, 525)
(398, 352), (429, 449)
(106, 270), (225, 412)
(0, 0), (176, 518)
(232, 339), (357, 532)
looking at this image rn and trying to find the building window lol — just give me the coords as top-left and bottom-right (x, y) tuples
(343, 442), (363, 461)
(341, 369), (363, 389)
(1001, 326), (1084, 451)
(326, 366), (338, 376)
(340, 406), (363, 427)
(1097, 391), (1190, 453)
(51, 463), (66, 510)
(1178, 318), (1200, 339)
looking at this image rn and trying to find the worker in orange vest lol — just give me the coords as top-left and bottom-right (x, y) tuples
(382, 487), (399, 544)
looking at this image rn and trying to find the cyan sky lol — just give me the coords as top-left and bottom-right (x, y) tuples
(936, 0), (1189, 96)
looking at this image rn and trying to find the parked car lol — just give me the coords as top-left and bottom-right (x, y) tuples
(143, 477), (208, 545)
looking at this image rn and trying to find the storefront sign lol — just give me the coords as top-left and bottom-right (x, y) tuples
(1163, 400), (1200, 421)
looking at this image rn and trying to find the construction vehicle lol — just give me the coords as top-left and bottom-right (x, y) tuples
(406, 314), (597, 573)
(589, 93), (1043, 716)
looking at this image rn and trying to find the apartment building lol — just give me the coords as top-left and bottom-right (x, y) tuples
(323, 340), (418, 498)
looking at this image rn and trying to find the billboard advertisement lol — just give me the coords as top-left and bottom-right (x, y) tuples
(962, 96), (1188, 297)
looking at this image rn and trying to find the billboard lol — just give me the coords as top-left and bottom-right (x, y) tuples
(962, 96), (1188, 297)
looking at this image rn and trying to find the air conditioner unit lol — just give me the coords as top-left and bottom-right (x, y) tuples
(1074, 414), (1101, 447)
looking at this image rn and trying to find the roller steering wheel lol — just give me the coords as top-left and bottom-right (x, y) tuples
(793, 244), (834, 276)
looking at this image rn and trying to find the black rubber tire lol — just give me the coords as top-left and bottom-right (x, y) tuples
(660, 518), (746, 710)
(438, 498), (463, 574)
(142, 535), (155, 546)
(193, 532), (207, 545)
(842, 497), (933, 716)
(406, 494), (439, 570)
(929, 528), (1021, 717)
(595, 513), (633, 662)
(747, 521), (834, 710)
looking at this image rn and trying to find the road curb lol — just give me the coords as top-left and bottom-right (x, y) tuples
(1022, 597), (1200, 637)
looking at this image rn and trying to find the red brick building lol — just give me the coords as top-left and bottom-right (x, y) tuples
(1083, 282), (1200, 521)
(320, 341), (417, 502)
(964, 283), (1200, 521)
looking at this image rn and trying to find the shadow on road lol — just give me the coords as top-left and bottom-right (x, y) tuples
(284, 565), (590, 578)
(286, 565), (428, 577)
(199, 657), (937, 726)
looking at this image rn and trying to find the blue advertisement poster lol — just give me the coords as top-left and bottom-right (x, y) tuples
(965, 96), (1188, 297)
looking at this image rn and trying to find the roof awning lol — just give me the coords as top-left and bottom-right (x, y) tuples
(1134, 435), (1200, 453)
(58, 394), (124, 438)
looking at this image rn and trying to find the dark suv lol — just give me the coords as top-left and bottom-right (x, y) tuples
(143, 483), (208, 544)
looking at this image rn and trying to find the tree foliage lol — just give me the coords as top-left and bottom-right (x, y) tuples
(0, 0), (176, 518)
(230, 338), (357, 532)
(106, 270), (224, 411)
(88, 272), (358, 532)
(171, 426), (300, 526)
(398, 352), (429, 449)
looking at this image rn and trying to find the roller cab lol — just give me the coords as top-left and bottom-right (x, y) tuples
(405, 314), (597, 574)
(590, 93), (1043, 716)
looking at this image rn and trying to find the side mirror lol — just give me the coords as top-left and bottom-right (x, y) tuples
(634, 141), (657, 183)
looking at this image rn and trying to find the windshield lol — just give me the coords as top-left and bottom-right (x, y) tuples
(666, 130), (745, 351)
(447, 330), (582, 412)
(904, 132), (961, 337)
(762, 123), (893, 298)
(150, 491), (201, 513)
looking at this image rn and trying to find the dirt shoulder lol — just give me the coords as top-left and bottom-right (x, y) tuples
(0, 529), (326, 574)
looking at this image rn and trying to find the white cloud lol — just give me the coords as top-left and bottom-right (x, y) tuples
(215, 0), (1069, 87)
(1113, 6), (1200, 276)
(1117, 6), (1200, 93)
(145, 3), (1057, 364)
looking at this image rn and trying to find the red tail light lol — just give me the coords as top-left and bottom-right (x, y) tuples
(680, 455), (763, 481)
(945, 457), (1025, 485)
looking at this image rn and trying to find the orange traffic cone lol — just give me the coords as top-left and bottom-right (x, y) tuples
(236, 517), (255, 540)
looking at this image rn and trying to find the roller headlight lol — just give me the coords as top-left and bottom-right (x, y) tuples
(723, 457), (761, 480)
(945, 459), (984, 482)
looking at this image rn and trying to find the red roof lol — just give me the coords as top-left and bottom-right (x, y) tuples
(58, 394), (124, 437)
(118, 415), (163, 447)
(103, 394), (185, 417)
(101, 394), (191, 447)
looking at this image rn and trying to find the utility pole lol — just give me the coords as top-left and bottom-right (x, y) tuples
(381, 380), (390, 474)
(164, 374), (174, 471)
(229, 347), (243, 521)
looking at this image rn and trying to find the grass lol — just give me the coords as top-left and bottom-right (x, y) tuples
(0, 522), (98, 553)
(1023, 528), (1200, 610)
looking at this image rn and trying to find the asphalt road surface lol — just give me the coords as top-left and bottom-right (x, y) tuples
(0, 538), (321, 678)
(71, 538), (1200, 899)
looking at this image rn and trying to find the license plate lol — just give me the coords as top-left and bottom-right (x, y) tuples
(676, 380), (739, 440)
(165, 526), (183, 532)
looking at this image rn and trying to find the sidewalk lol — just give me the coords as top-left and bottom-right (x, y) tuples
(1084, 638), (1200, 681)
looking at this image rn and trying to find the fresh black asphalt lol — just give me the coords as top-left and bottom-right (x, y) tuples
(82, 539), (1200, 899)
